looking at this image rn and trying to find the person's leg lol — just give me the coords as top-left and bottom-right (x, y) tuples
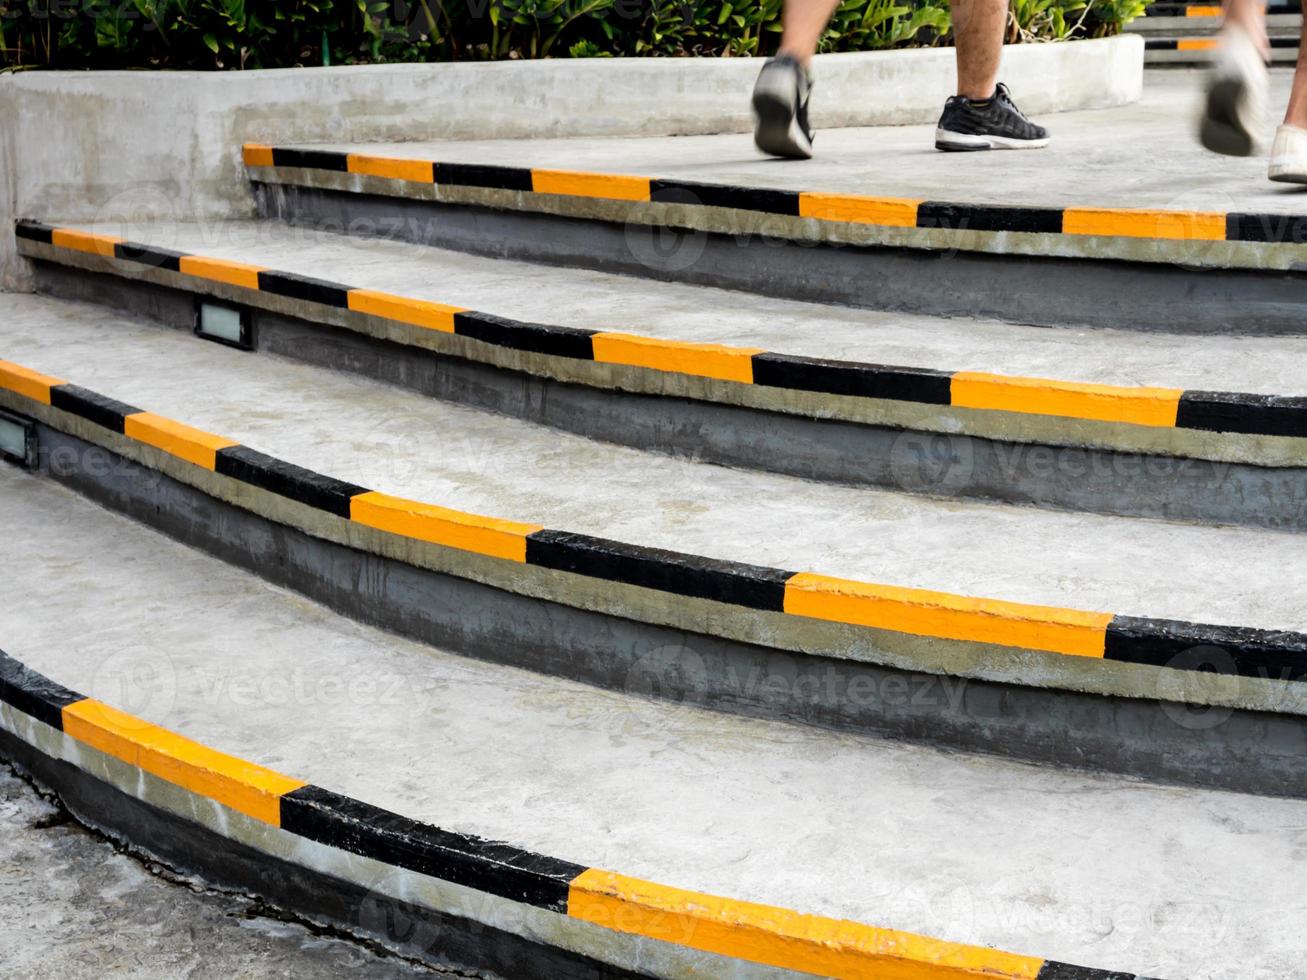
(752, 0), (840, 159)
(1269, 11), (1307, 180)
(777, 0), (842, 67)
(951, 0), (1008, 100)
(934, 0), (1050, 150)
(1199, 0), (1269, 156)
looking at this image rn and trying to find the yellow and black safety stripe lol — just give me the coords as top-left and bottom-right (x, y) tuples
(241, 141), (1307, 246)
(19, 221), (1307, 439)
(0, 647), (1153, 980)
(1143, 1), (1298, 14)
(2, 355), (1304, 681)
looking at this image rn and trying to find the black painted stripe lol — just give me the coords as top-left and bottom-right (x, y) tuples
(280, 785), (585, 912)
(271, 148), (350, 172)
(114, 241), (186, 272)
(1037, 961), (1158, 980)
(49, 384), (141, 434)
(434, 162), (534, 192)
(453, 311), (596, 360)
(0, 650), (83, 732)
(15, 221), (55, 244)
(1144, 39), (1180, 50)
(1176, 391), (1307, 438)
(650, 179), (801, 216)
(1106, 615), (1307, 682)
(751, 353), (953, 404)
(1226, 212), (1307, 243)
(257, 270), (352, 308)
(526, 529), (793, 611)
(917, 203), (1064, 235)
(214, 446), (368, 518)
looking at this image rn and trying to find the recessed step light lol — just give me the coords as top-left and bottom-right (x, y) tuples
(0, 409), (37, 468)
(194, 300), (253, 350)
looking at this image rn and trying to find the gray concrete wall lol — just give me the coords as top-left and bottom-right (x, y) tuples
(0, 35), (1142, 291)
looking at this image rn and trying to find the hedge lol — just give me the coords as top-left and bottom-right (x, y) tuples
(0, 0), (1147, 71)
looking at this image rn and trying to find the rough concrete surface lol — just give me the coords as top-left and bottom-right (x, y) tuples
(0, 36), (1139, 292)
(4, 290), (1307, 633)
(68, 217), (1307, 396)
(0, 766), (444, 979)
(293, 70), (1304, 215)
(4, 465), (1307, 980)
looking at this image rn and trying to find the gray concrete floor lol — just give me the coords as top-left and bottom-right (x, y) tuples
(0, 765), (444, 979)
(293, 70), (1307, 213)
(4, 291), (1307, 631)
(4, 465), (1307, 980)
(72, 217), (1307, 395)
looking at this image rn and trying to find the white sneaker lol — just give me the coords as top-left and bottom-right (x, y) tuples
(1269, 124), (1307, 183)
(1200, 24), (1269, 157)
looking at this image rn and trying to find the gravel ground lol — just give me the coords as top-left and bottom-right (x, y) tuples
(0, 764), (451, 980)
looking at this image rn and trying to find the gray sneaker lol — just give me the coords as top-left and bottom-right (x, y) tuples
(752, 55), (814, 160)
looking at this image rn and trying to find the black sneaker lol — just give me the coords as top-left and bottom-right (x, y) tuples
(935, 83), (1050, 151)
(752, 55), (814, 160)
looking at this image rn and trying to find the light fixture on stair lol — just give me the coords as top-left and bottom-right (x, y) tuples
(0, 409), (37, 469)
(194, 300), (253, 350)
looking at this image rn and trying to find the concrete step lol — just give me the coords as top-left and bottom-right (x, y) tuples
(2, 463), (1303, 980)
(1146, 36), (1302, 62)
(18, 220), (1307, 533)
(1128, 11), (1301, 33)
(4, 290), (1307, 796)
(240, 71), (1307, 335)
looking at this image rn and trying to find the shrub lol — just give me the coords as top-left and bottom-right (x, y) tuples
(0, 0), (1144, 71)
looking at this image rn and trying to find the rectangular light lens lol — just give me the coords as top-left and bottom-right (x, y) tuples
(197, 303), (246, 344)
(0, 410), (35, 468)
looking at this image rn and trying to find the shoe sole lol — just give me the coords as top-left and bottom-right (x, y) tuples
(1268, 166), (1307, 183)
(934, 128), (1050, 151)
(1201, 77), (1257, 157)
(752, 85), (813, 160)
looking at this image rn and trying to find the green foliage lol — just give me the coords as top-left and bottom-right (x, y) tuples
(0, 0), (1145, 71)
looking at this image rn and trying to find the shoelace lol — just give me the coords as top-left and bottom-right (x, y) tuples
(994, 83), (1032, 123)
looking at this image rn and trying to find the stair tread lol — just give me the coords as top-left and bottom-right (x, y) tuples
(276, 70), (1298, 217)
(2, 462), (1303, 980)
(61, 218), (1307, 398)
(5, 290), (1307, 634)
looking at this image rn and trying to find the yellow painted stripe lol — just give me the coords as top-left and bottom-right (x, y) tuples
(350, 491), (543, 563)
(568, 869), (1045, 980)
(1178, 37), (1220, 49)
(0, 359), (65, 405)
(951, 373), (1183, 428)
(347, 289), (463, 333)
(50, 228), (122, 258)
(179, 255), (265, 291)
(347, 154), (435, 184)
(784, 572), (1112, 658)
(592, 332), (763, 384)
(243, 143), (276, 168)
(62, 699), (305, 826)
(531, 169), (652, 203)
(1063, 207), (1226, 241)
(124, 412), (239, 470)
(799, 192), (922, 228)
(1185, 5), (1222, 15)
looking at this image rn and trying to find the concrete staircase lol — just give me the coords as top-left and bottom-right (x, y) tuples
(4, 72), (1307, 980)
(1130, 0), (1302, 64)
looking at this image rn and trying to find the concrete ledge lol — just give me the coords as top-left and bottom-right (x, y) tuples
(0, 36), (1141, 291)
(0, 649), (1154, 979)
(4, 360), (1307, 753)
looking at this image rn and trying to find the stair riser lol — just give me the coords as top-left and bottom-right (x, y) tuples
(9, 421), (1307, 798)
(29, 258), (1307, 535)
(256, 182), (1307, 336)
